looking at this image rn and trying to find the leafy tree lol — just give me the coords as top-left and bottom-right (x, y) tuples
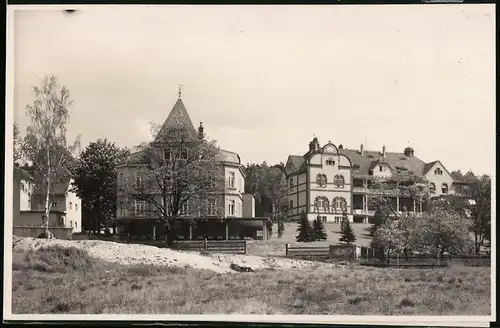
(243, 162), (288, 238)
(370, 204), (389, 237)
(339, 216), (356, 245)
(414, 206), (474, 256)
(373, 213), (417, 258)
(312, 216), (327, 241)
(13, 122), (25, 165)
(375, 206), (474, 259)
(469, 175), (491, 253)
(259, 163), (288, 237)
(22, 75), (80, 238)
(117, 122), (223, 247)
(427, 172), (491, 254)
(296, 211), (313, 242)
(71, 139), (130, 233)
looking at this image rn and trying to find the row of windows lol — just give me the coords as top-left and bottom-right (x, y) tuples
(316, 174), (345, 188)
(429, 183), (448, 194)
(316, 216), (346, 224)
(288, 196), (348, 211)
(50, 201), (78, 211)
(126, 199), (238, 217)
(129, 172), (239, 190)
(289, 174), (346, 189)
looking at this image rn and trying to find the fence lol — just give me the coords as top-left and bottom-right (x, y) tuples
(285, 244), (330, 259)
(175, 240), (247, 255)
(358, 247), (491, 268)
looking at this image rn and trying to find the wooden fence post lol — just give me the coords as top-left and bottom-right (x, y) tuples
(203, 238), (208, 251)
(285, 244), (289, 257)
(396, 253), (400, 268)
(244, 241), (247, 255)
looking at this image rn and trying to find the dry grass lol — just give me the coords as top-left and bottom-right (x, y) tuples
(12, 246), (490, 315)
(248, 222), (372, 257)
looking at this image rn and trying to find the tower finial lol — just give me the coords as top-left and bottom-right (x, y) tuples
(178, 84), (183, 99)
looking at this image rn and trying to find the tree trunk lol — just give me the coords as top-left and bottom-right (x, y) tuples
(44, 178), (51, 238)
(166, 217), (176, 247)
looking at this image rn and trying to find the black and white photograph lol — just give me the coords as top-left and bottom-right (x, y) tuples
(4, 4), (495, 325)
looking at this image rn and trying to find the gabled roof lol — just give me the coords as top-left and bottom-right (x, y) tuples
(423, 160), (439, 175)
(339, 149), (428, 178)
(154, 98), (198, 142)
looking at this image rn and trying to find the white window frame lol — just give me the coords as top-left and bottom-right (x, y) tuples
(134, 172), (142, 189)
(228, 200), (235, 216)
(180, 201), (189, 216)
(51, 201), (57, 209)
(227, 172), (235, 189)
(134, 200), (146, 217)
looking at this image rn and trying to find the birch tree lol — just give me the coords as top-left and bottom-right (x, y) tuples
(118, 122), (223, 246)
(22, 75), (80, 238)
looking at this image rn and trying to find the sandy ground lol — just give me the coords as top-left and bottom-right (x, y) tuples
(12, 236), (347, 274)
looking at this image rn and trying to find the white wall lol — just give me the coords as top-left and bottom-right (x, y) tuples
(65, 179), (82, 233)
(308, 153), (352, 215)
(425, 162), (455, 197)
(19, 180), (33, 211)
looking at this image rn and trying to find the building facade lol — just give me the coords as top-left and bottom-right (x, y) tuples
(115, 94), (269, 240)
(30, 175), (83, 233)
(281, 138), (470, 223)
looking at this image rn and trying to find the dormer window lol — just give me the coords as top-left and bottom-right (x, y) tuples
(289, 178), (294, 188)
(379, 165), (383, 172)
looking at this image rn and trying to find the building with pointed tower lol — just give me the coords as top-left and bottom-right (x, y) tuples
(114, 89), (270, 241)
(280, 137), (472, 224)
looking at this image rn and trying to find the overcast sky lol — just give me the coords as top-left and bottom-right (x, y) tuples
(11, 5), (495, 175)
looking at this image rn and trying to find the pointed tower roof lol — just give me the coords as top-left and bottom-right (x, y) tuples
(154, 98), (198, 142)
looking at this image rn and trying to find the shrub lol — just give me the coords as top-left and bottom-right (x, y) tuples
(24, 246), (97, 273)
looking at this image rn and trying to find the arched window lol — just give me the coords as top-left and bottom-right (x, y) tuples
(429, 183), (436, 194)
(290, 200), (294, 209)
(314, 196), (330, 212)
(316, 174), (327, 187)
(289, 178), (294, 188)
(326, 158), (335, 166)
(334, 175), (345, 188)
(333, 197), (347, 211)
(442, 183), (448, 194)
(434, 168), (443, 175)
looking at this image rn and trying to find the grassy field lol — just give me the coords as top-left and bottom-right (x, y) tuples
(248, 222), (372, 257)
(11, 246), (491, 315)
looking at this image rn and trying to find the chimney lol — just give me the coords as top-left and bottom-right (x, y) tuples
(382, 145), (386, 157)
(360, 144), (364, 155)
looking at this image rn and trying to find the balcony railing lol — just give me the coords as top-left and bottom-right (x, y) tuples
(352, 209), (423, 216)
(351, 187), (415, 197)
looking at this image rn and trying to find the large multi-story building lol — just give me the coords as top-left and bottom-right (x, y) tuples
(114, 93), (269, 240)
(13, 165), (82, 237)
(281, 137), (470, 223)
